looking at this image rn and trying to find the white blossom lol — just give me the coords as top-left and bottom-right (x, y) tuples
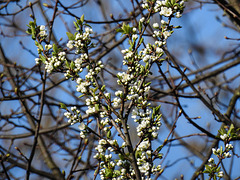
(78, 122), (86, 130)
(153, 23), (159, 29)
(160, 7), (172, 17)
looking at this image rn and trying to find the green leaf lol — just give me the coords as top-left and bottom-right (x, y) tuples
(101, 85), (106, 91)
(39, 54), (46, 63)
(122, 23), (127, 33)
(70, 61), (75, 70)
(174, 25), (182, 29)
(79, 94), (85, 98)
(80, 14), (84, 23)
(135, 150), (142, 158)
(31, 26), (36, 39)
(59, 103), (67, 109)
(66, 32), (75, 40)
(152, 107), (156, 119)
(26, 29), (32, 35)
(147, 18), (150, 24)
(145, 62), (149, 69)
(118, 154), (125, 160)
(29, 20), (36, 27)
(227, 124), (235, 136)
(73, 21), (80, 31)
(139, 21), (143, 32)
(95, 104), (99, 112)
(204, 164), (212, 172)
(105, 168), (113, 178)
(129, 40), (133, 47)
(116, 28), (124, 33)
(35, 41), (39, 47)
(52, 43), (58, 53)
(139, 37), (144, 45)
(113, 170), (121, 177)
(107, 130), (111, 139)
(35, 41), (43, 51)
(218, 127), (227, 135)
(157, 153), (163, 159)
(156, 105), (161, 112)
(156, 145), (163, 152)
(220, 146), (223, 155)
(93, 87), (98, 93)
(73, 21), (78, 28)
(65, 60), (70, 68)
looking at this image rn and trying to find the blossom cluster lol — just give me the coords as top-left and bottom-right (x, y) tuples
(142, 0), (185, 18)
(45, 51), (66, 73)
(93, 139), (126, 179)
(212, 143), (233, 158)
(39, 25), (48, 39)
(132, 107), (161, 138)
(142, 0), (185, 46)
(66, 27), (93, 54)
(204, 142), (234, 179)
(34, 43), (67, 73)
(136, 139), (162, 176)
(64, 106), (81, 125)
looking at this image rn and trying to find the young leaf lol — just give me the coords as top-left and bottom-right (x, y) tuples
(70, 61), (75, 70)
(139, 21), (143, 32)
(80, 14), (84, 23)
(65, 60), (70, 68)
(107, 130), (111, 139)
(66, 32), (75, 40)
(52, 43), (58, 53)
(59, 103), (67, 109)
(39, 54), (46, 63)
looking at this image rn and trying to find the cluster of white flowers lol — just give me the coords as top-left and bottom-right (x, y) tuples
(35, 42), (67, 73)
(153, 27), (171, 40)
(143, 0), (186, 44)
(84, 95), (100, 115)
(64, 106), (81, 125)
(212, 142), (233, 158)
(117, 72), (134, 85)
(64, 53), (87, 78)
(205, 142), (234, 178)
(72, 61), (104, 93)
(218, 171), (224, 178)
(100, 118), (110, 131)
(39, 25), (47, 38)
(86, 106), (96, 115)
(136, 140), (162, 176)
(206, 155), (224, 178)
(137, 139), (150, 151)
(141, 43), (164, 64)
(86, 61), (104, 79)
(132, 107), (161, 138)
(220, 133), (228, 140)
(78, 122), (87, 138)
(45, 51), (66, 73)
(132, 34), (138, 41)
(160, 6), (172, 17)
(66, 27), (93, 54)
(154, 0), (185, 18)
(112, 97), (121, 107)
(94, 139), (127, 179)
(75, 78), (90, 94)
(121, 49), (134, 61)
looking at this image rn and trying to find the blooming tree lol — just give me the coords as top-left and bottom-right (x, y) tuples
(0, 0), (240, 180)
